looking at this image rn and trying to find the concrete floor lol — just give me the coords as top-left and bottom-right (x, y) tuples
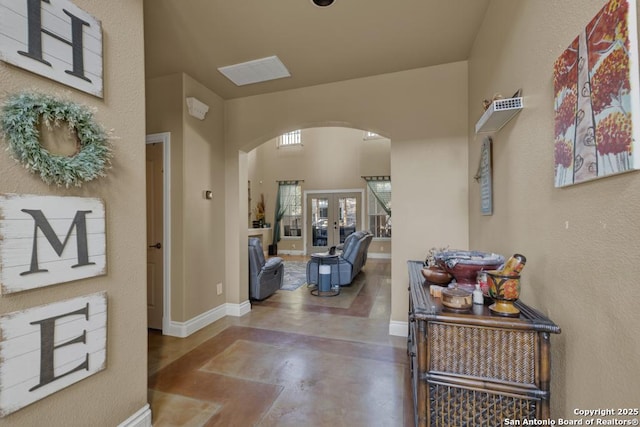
(147, 258), (414, 427)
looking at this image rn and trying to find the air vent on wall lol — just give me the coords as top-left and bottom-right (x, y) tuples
(475, 97), (524, 133)
(218, 56), (291, 86)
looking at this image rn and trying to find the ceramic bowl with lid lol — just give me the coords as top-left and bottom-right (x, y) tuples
(441, 287), (473, 311)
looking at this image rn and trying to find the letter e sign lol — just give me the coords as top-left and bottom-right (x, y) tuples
(0, 193), (107, 294)
(0, 0), (103, 97)
(0, 291), (107, 417)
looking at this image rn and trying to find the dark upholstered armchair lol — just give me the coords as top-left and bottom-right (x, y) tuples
(306, 231), (373, 287)
(248, 237), (284, 300)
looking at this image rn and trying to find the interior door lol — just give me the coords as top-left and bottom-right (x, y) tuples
(146, 143), (164, 330)
(307, 192), (361, 254)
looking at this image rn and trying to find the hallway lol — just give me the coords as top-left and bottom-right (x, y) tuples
(147, 258), (414, 426)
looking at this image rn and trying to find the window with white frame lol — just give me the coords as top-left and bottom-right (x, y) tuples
(366, 179), (391, 238)
(280, 183), (302, 237)
(278, 130), (302, 147)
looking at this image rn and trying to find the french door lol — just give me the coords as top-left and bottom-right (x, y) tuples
(306, 192), (361, 254)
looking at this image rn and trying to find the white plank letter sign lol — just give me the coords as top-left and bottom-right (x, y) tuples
(0, 291), (107, 417)
(0, 0), (103, 97)
(0, 193), (106, 294)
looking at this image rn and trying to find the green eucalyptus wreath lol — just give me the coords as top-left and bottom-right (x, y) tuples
(0, 91), (112, 187)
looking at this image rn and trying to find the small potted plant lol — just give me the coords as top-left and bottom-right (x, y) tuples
(254, 194), (265, 226)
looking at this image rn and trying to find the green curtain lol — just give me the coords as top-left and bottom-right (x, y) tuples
(272, 181), (299, 246)
(364, 176), (391, 216)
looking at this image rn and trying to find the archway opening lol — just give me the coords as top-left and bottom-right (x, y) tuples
(246, 126), (391, 258)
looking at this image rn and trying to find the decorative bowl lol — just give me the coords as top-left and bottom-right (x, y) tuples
(421, 266), (453, 285)
(441, 287), (473, 312)
(434, 250), (505, 290)
(487, 270), (521, 317)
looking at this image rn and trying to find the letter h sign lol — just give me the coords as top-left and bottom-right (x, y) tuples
(0, 0), (104, 97)
(0, 194), (107, 294)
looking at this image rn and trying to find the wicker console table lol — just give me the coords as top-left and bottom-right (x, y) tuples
(407, 261), (560, 427)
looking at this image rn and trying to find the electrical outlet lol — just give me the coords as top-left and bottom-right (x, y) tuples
(380, 246), (384, 251)
(292, 244), (296, 249)
(216, 283), (223, 295)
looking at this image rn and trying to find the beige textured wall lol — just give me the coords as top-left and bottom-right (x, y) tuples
(182, 74), (226, 319)
(225, 149), (248, 305)
(469, 0), (640, 414)
(0, 1), (147, 425)
(226, 62), (470, 324)
(248, 127), (391, 254)
(146, 73), (226, 322)
(146, 73), (185, 321)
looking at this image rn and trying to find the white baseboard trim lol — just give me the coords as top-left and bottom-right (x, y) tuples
(367, 252), (391, 259)
(277, 249), (305, 256)
(164, 322), (184, 338)
(389, 320), (408, 337)
(278, 250), (390, 258)
(118, 404), (151, 427)
(163, 301), (251, 338)
(165, 304), (228, 338)
(226, 300), (251, 317)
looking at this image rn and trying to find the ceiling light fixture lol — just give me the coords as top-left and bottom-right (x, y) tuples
(312, 0), (335, 7)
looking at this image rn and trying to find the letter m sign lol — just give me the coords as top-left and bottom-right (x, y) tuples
(0, 194), (106, 294)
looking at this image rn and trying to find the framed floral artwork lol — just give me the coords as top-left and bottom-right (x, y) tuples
(553, 0), (640, 187)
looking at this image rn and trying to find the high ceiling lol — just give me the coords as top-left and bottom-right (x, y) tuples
(143, 0), (490, 100)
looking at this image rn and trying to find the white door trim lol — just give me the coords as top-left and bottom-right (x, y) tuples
(145, 132), (172, 334)
(303, 188), (365, 254)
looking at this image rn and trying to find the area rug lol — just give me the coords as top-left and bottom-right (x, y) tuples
(281, 260), (308, 291)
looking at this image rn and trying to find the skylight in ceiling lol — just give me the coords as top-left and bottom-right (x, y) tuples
(218, 56), (291, 86)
